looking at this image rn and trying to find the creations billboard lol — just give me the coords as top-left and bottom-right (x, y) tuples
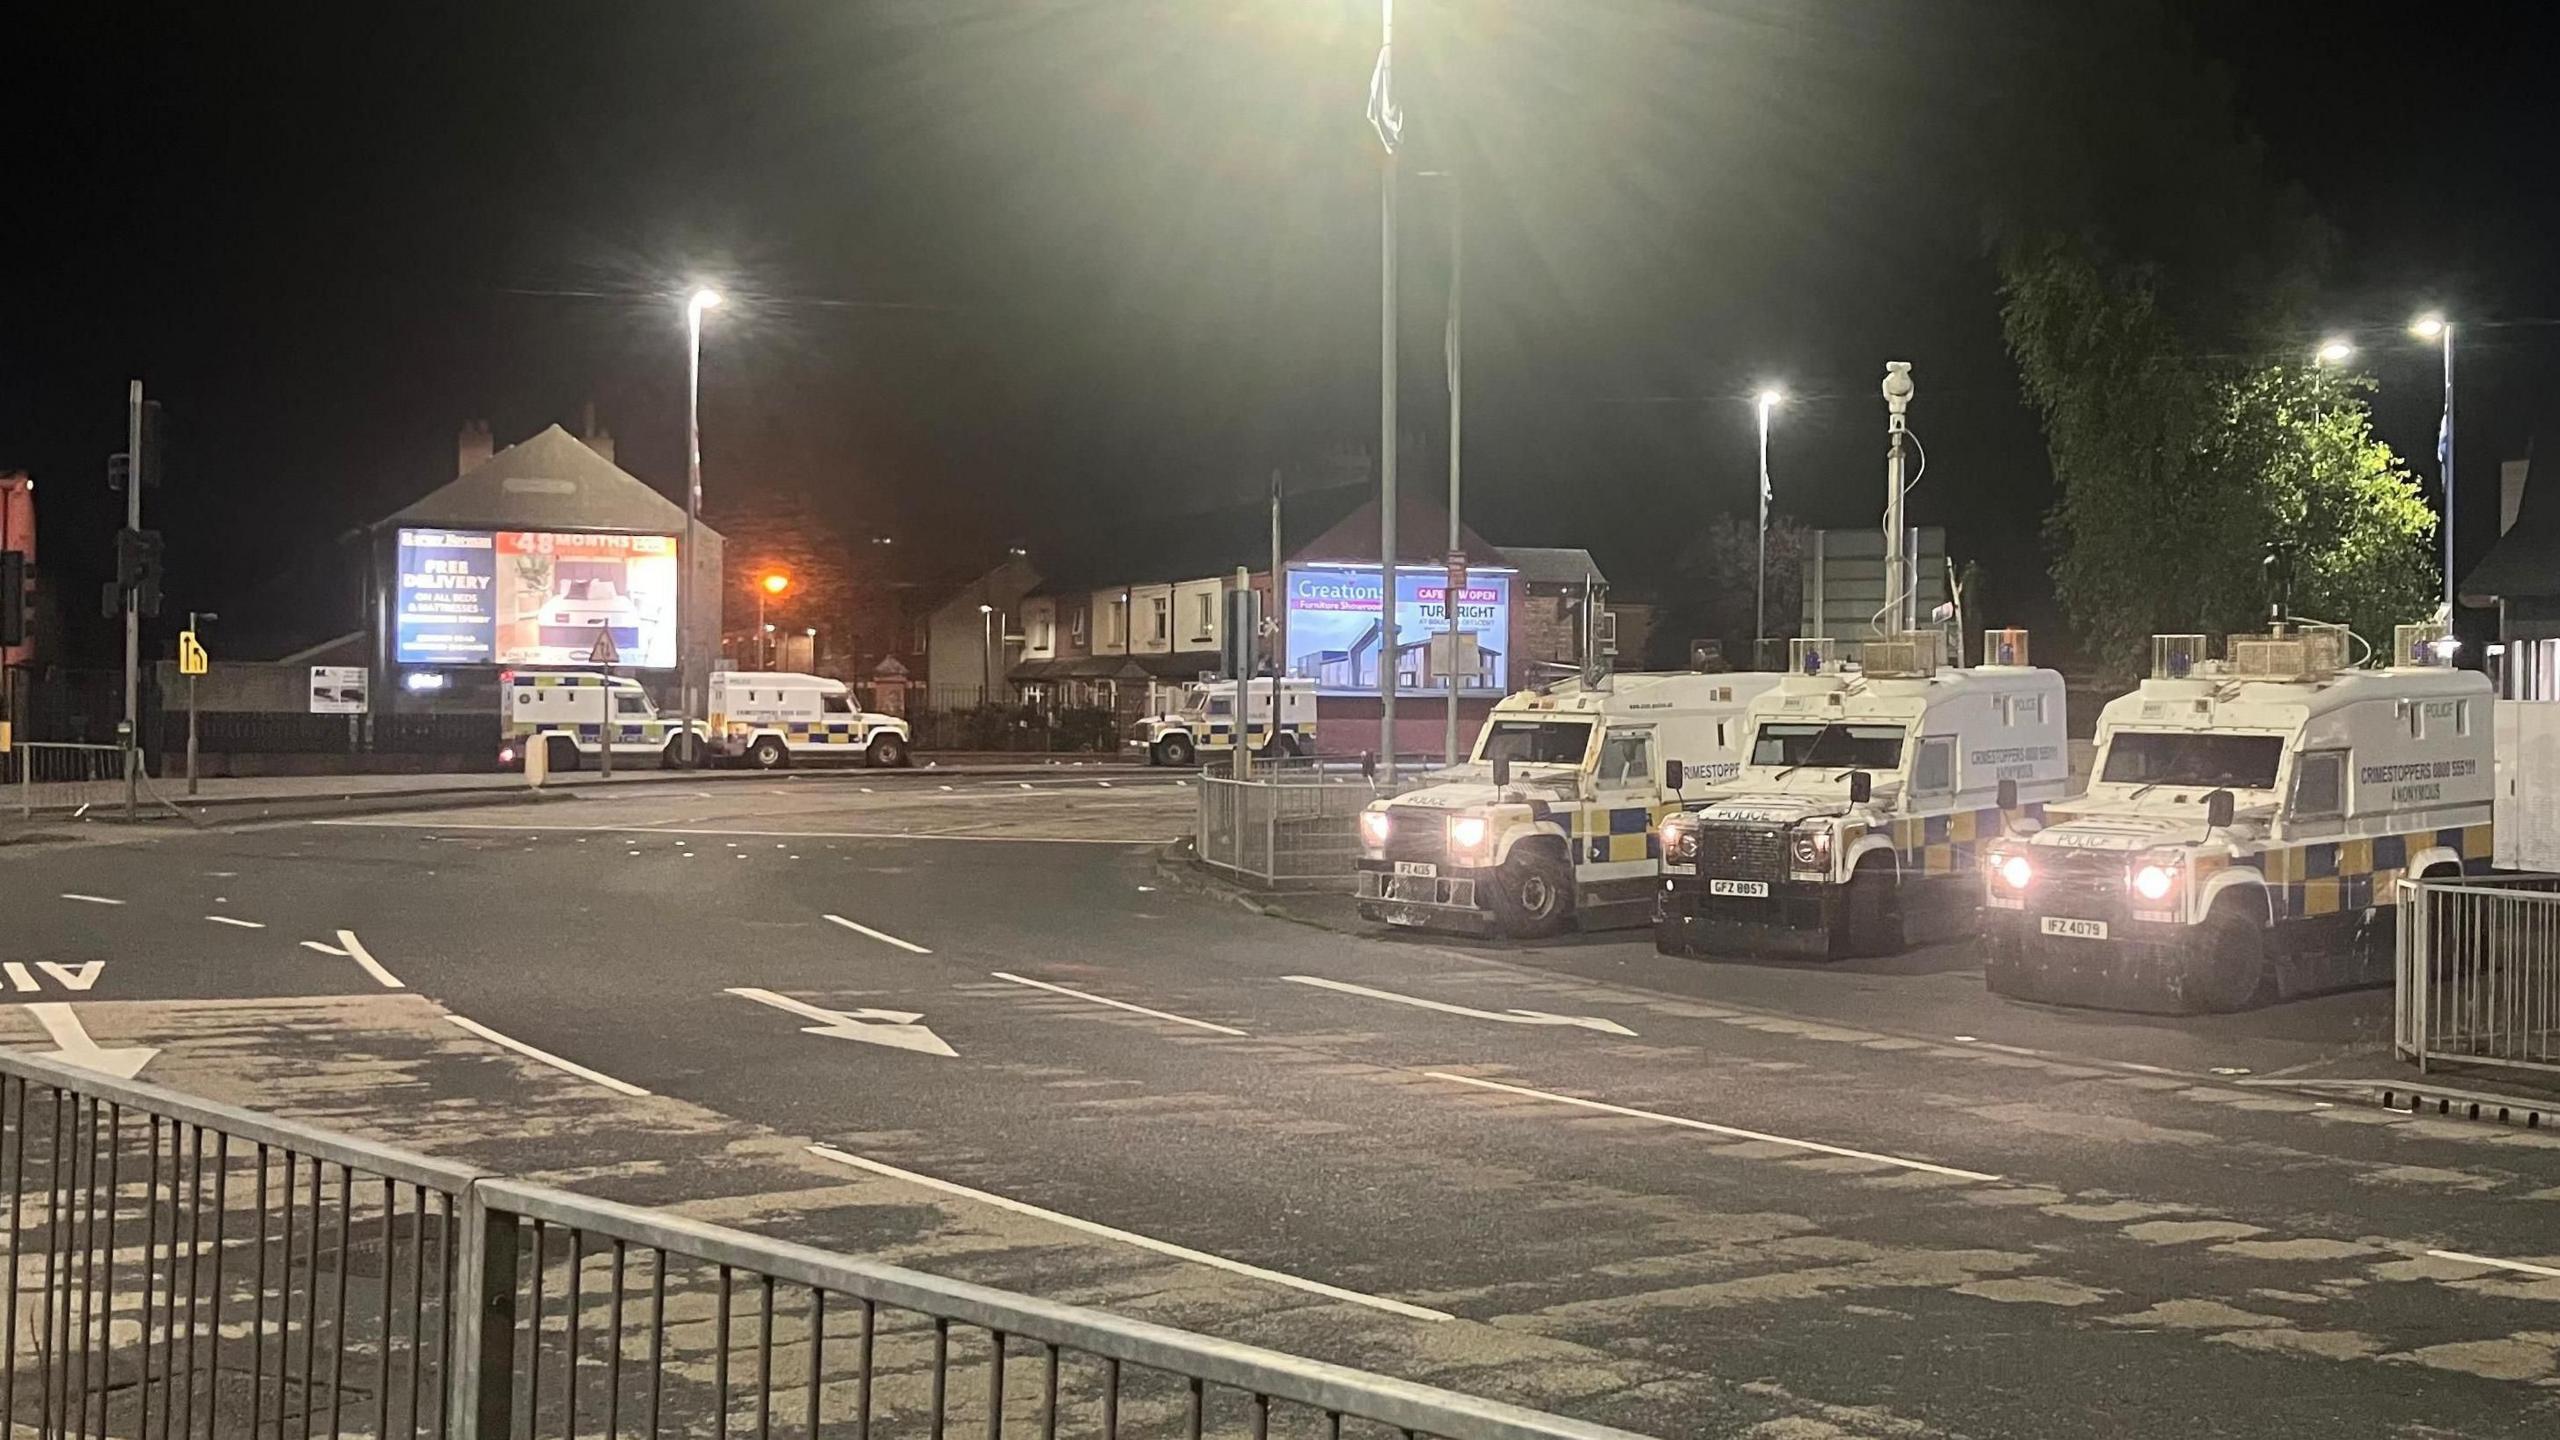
(1283, 564), (1512, 695)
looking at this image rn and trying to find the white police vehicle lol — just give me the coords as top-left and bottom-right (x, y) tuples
(708, 671), (911, 770)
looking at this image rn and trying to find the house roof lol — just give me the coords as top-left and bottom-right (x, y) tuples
(2463, 441), (2557, 604)
(1500, 546), (1607, 587)
(387, 425), (705, 536)
(1027, 485), (1513, 596)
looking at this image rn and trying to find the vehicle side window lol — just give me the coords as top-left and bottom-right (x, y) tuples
(822, 693), (854, 714)
(1597, 730), (1652, 787)
(1207, 697), (1232, 717)
(616, 694), (648, 715)
(1912, 736), (1954, 794)
(2290, 751), (2345, 819)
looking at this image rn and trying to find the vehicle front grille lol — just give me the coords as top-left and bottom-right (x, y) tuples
(1383, 815), (1450, 865)
(1695, 824), (1788, 881)
(2035, 849), (2128, 921)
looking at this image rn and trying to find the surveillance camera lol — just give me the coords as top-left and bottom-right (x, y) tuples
(1881, 362), (1915, 405)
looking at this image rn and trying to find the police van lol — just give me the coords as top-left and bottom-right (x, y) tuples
(498, 671), (708, 771)
(708, 671), (912, 769)
(1130, 677), (1316, 767)
(1981, 626), (2493, 1012)
(1656, 634), (2071, 958)
(1354, 671), (1781, 937)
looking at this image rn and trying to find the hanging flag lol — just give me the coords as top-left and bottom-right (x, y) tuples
(1366, 13), (1402, 154)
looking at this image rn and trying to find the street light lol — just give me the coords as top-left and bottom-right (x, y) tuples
(2411, 312), (2455, 621)
(2314, 338), (2354, 366)
(681, 286), (722, 762)
(756, 571), (790, 669)
(1754, 388), (1784, 654)
(978, 602), (998, 702)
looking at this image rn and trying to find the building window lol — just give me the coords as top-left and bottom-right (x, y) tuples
(1070, 607), (1087, 645)
(1192, 592), (1216, 643)
(1150, 596), (1171, 644)
(1028, 609), (1054, 651)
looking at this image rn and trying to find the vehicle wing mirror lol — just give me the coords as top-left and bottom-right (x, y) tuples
(1493, 755), (1513, 790)
(2205, 789), (2235, 830)
(1360, 750), (1377, 782)
(1664, 759), (1685, 793)
(1996, 778), (2018, 811)
(1848, 770), (1873, 805)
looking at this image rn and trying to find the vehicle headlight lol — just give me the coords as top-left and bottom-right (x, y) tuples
(1448, 815), (1489, 851)
(1789, 826), (1832, 870)
(1360, 810), (1392, 848)
(2131, 858), (2178, 902)
(1994, 851), (2033, 891)
(1659, 814), (1699, 865)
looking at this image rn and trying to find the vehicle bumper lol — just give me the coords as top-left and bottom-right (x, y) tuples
(1354, 861), (1500, 935)
(1982, 909), (2217, 1013)
(1655, 875), (1844, 957)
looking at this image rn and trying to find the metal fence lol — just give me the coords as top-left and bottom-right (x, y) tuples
(1, 1053), (1656, 1440)
(2396, 873), (2560, 1076)
(1194, 759), (1423, 890)
(3, 742), (130, 818)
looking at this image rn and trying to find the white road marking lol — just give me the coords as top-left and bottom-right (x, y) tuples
(35, 964), (102, 992)
(821, 914), (933, 955)
(300, 941), (350, 957)
(60, 894), (124, 906)
(313, 820), (1160, 846)
(335, 930), (406, 989)
(206, 915), (266, 929)
(726, 988), (957, 1056)
(444, 1016), (649, 1096)
(25, 1004), (158, 1079)
(2426, 1250), (2560, 1281)
(805, 1145), (1449, 1321)
(2, 963), (35, 992)
(1424, 1072), (2002, 1182)
(989, 972), (1246, 1035)
(1282, 974), (1637, 1036)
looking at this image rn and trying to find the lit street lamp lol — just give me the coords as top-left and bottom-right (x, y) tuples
(682, 286), (721, 761)
(2411, 312), (2455, 624)
(979, 603), (998, 702)
(1754, 389), (1785, 653)
(2314, 338), (2354, 366)
(758, 571), (790, 668)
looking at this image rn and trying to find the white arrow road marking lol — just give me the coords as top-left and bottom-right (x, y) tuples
(59, 894), (124, 906)
(301, 941), (350, 957)
(35, 964), (102, 992)
(989, 972), (1246, 1036)
(821, 914), (933, 955)
(806, 1145), (1449, 1321)
(727, 988), (957, 1057)
(1281, 975), (1636, 1036)
(445, 1017), (648, 1096)
(1425, 1072), (2001, 1182)
(2427, 1250), (2560, 1281)
(336, 931), (405, 989)
(24, 1004), (159, 1080)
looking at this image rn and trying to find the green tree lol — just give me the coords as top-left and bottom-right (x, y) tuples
(1649, 512), (1811, 671)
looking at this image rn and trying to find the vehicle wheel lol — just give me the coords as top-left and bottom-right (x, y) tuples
(1488, 845), (1574, 939)
(1843, 858), (1903, 957)
(544, 735), (581, 774)
(660, 734), (702, 770)
(865, 733), (909, 769)
(1270, 734), (1298, 759)
(748, 736), (791, 771)
(1156, 734), (1196, 768)
(2190, 903), (2270, 1012)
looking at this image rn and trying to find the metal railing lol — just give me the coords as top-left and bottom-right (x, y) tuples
(1194, 760), (1427, 890)
(4, 743), (130, 818)
(2396, 873), (2560, 1076)
(1, 1052), (1656, 1440)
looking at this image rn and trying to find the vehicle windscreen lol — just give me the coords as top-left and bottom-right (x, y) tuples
(1480, 719), (1593, 766)
(2100, 731), (2284, 789)
(1750, 722), (1905, 770)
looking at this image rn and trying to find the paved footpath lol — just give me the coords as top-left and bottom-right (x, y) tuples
(5, 779), (2558, 1438)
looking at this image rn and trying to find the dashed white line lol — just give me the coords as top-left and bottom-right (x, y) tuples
(60, 894), (124, 906)
(1423, 1072), (2001, 1182)
(822, 913), (933, 955)
(805, 1145), (1447, 1321)
(335, 930), (406, 989)
(445, 1017), (648, 1096)
(205, 915), (266, 930)
(989, 972), (1246, 1035)
(2427, 1250), (2560, 1281)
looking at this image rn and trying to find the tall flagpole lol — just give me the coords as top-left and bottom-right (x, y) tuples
(1370, 0), (1403, 781)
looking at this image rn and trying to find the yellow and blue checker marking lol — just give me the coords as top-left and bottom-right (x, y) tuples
(1569, 803), (1668, 865)
(779, 721), (882, 746)
(1886, 804), (2047, 877)
(2251, 822), (2492, 919)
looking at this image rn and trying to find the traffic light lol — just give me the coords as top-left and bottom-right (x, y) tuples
(0, 550), (24, 646)
(110, 528), (164, 618)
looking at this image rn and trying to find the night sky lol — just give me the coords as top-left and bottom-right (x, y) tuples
(7, 1), (2552, 664)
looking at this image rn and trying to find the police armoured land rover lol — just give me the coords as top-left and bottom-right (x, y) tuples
(1656, 633), (2071, 958)
(1981, 626), (2493, 1012)
(1130, 677), (1317, 767)
(1354, 671), (1781, 937)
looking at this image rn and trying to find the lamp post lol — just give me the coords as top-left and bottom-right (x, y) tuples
(978, 603), (997, 703)
(1754, 389), (1784, 658)
(757, 572), (790, 668)
(682, 286), (721, 763)
(1368, 0), (1403, 781)
(185, 610), (217, 796)
(2411, 313), (2455, 625)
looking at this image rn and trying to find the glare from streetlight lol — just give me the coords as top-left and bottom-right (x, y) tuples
(688, 287), (723, 317)
(1755, 388), (1784, 411)
(2410, 313), (2446, 341)
(977, 603), (994, 616)
(2314, 339), (2353, 365)
(760, 572), (791, 596)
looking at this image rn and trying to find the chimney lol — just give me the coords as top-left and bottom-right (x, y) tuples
(580, 401), (615, 466)
(458, 420), (494, 476)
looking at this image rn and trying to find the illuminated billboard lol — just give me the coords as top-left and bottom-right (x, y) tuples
(1283, 564), (1512, 696)
(396, 528), (678, 668)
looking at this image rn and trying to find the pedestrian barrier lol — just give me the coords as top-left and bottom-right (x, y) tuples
(1193, 759), (1424, 890)
(2396, 873), (2560, 1077)
(4, 743), (131, 818)
(0, 1052), (1658, 1440)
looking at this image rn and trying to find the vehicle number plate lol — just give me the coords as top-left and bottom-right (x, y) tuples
(1394, 861), (1439, 878)
(2041, 916), (2109, 940)
(1709, 879), (1770, 898)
